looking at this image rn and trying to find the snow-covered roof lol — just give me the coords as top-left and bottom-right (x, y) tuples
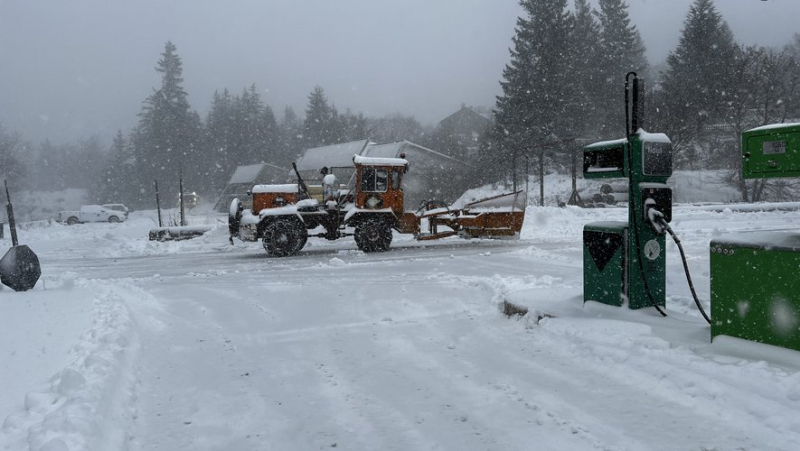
(363, 142), (407, 159)
(227, 163), (288, 184)
(251, 184), (299, 194)
(295, 139), (371, 171)
(364, 140), (463, 164)
(229, 164), (266, 184)
(353, 155), (408, 166)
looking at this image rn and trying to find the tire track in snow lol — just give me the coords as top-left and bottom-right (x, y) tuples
(0, 279), (140, 451)
(239, 271), (602, 451)
(485, 303), (800, 450)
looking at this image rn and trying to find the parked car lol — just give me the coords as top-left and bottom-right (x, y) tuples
(101, 203), (129, 219)
(58, 205), (127, 225)
(176, 192), (199, 209)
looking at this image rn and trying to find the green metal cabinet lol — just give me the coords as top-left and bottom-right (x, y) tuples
(710, 232), (800, 351)
(742, 123), (800, 179)
(584, 222), (628, 307)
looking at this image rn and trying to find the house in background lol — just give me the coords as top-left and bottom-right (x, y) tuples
(436, 104), (492, 159)
(214, 162), (290, 212)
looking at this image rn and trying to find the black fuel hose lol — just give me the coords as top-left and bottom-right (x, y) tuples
(657, 217), (712, 325)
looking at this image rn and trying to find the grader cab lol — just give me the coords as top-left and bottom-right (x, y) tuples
(229, 154), (526, 256)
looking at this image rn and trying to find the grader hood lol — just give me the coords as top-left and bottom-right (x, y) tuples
(413, 190), (527, 240)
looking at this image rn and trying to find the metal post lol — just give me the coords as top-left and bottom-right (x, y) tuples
(525, 155), (529, 198)
(5, 180), (18, 247)
(511, 151), (517, 192)
(571, 143), (577, 195)
(155, 180), (163, 227)
(179, 173), (187, 226)
(538, 147), (545, 207)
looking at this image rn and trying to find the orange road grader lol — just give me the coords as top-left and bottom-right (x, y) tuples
(228, 155), (526, 256)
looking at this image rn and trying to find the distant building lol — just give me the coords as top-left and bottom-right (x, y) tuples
(439, 104), (492, 136)
(437, 104), (492, 159)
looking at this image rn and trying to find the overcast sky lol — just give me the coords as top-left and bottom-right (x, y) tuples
(1, 0), (799, 145)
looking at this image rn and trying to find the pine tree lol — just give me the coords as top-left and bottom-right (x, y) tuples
(302, 86), (336, 148)
(241, 85), (268, 164)
(595, 0), (649, 136)
(337, 109), (368, 143)
(568, 0), (604, 140)
(660, 0), (737, 168)
(203, 89), (235, 191)
(260, 103), (281, 161)
(132, 41), (200, 206)
(491, 0), (572, 185)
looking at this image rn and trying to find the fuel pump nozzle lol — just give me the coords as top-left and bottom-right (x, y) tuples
(644, 198), (667, 235)
(640, 184), (672, 235)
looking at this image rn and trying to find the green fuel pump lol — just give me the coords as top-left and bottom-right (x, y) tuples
(582, 73), (674, 310)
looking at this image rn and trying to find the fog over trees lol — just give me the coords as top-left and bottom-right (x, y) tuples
(488, 0), (800, 201)
(1, 0), (799, 207)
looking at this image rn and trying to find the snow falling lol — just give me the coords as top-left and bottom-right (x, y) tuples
(0, 196), (799, 450)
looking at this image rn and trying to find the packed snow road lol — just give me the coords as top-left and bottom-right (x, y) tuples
(1, 205), (800, 451)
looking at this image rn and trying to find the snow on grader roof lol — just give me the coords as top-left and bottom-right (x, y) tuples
(251, 184), (299, 194)
(353, 155), (408, 166)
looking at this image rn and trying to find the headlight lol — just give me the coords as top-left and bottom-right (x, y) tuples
(365, 195), (382, 209)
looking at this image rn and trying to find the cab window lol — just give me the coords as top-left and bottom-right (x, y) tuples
(391, 168), (402, 190)
(360, 168), (388, 192)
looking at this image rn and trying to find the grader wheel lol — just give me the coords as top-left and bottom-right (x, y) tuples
(228, 198), (243, 237)
(355, 220), (392, 252)
(262, 219), (307, 257)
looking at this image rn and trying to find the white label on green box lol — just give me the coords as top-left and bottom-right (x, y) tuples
(763, 140), (786, 155)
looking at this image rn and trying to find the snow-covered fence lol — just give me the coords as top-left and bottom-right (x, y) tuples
(17, 218), (59, 231)
(148, 225), (213, 241)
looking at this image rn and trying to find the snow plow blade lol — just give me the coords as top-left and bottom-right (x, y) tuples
(416, 190), (527, 240)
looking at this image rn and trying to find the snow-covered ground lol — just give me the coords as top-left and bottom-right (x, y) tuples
(1, 195), (800, 451)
